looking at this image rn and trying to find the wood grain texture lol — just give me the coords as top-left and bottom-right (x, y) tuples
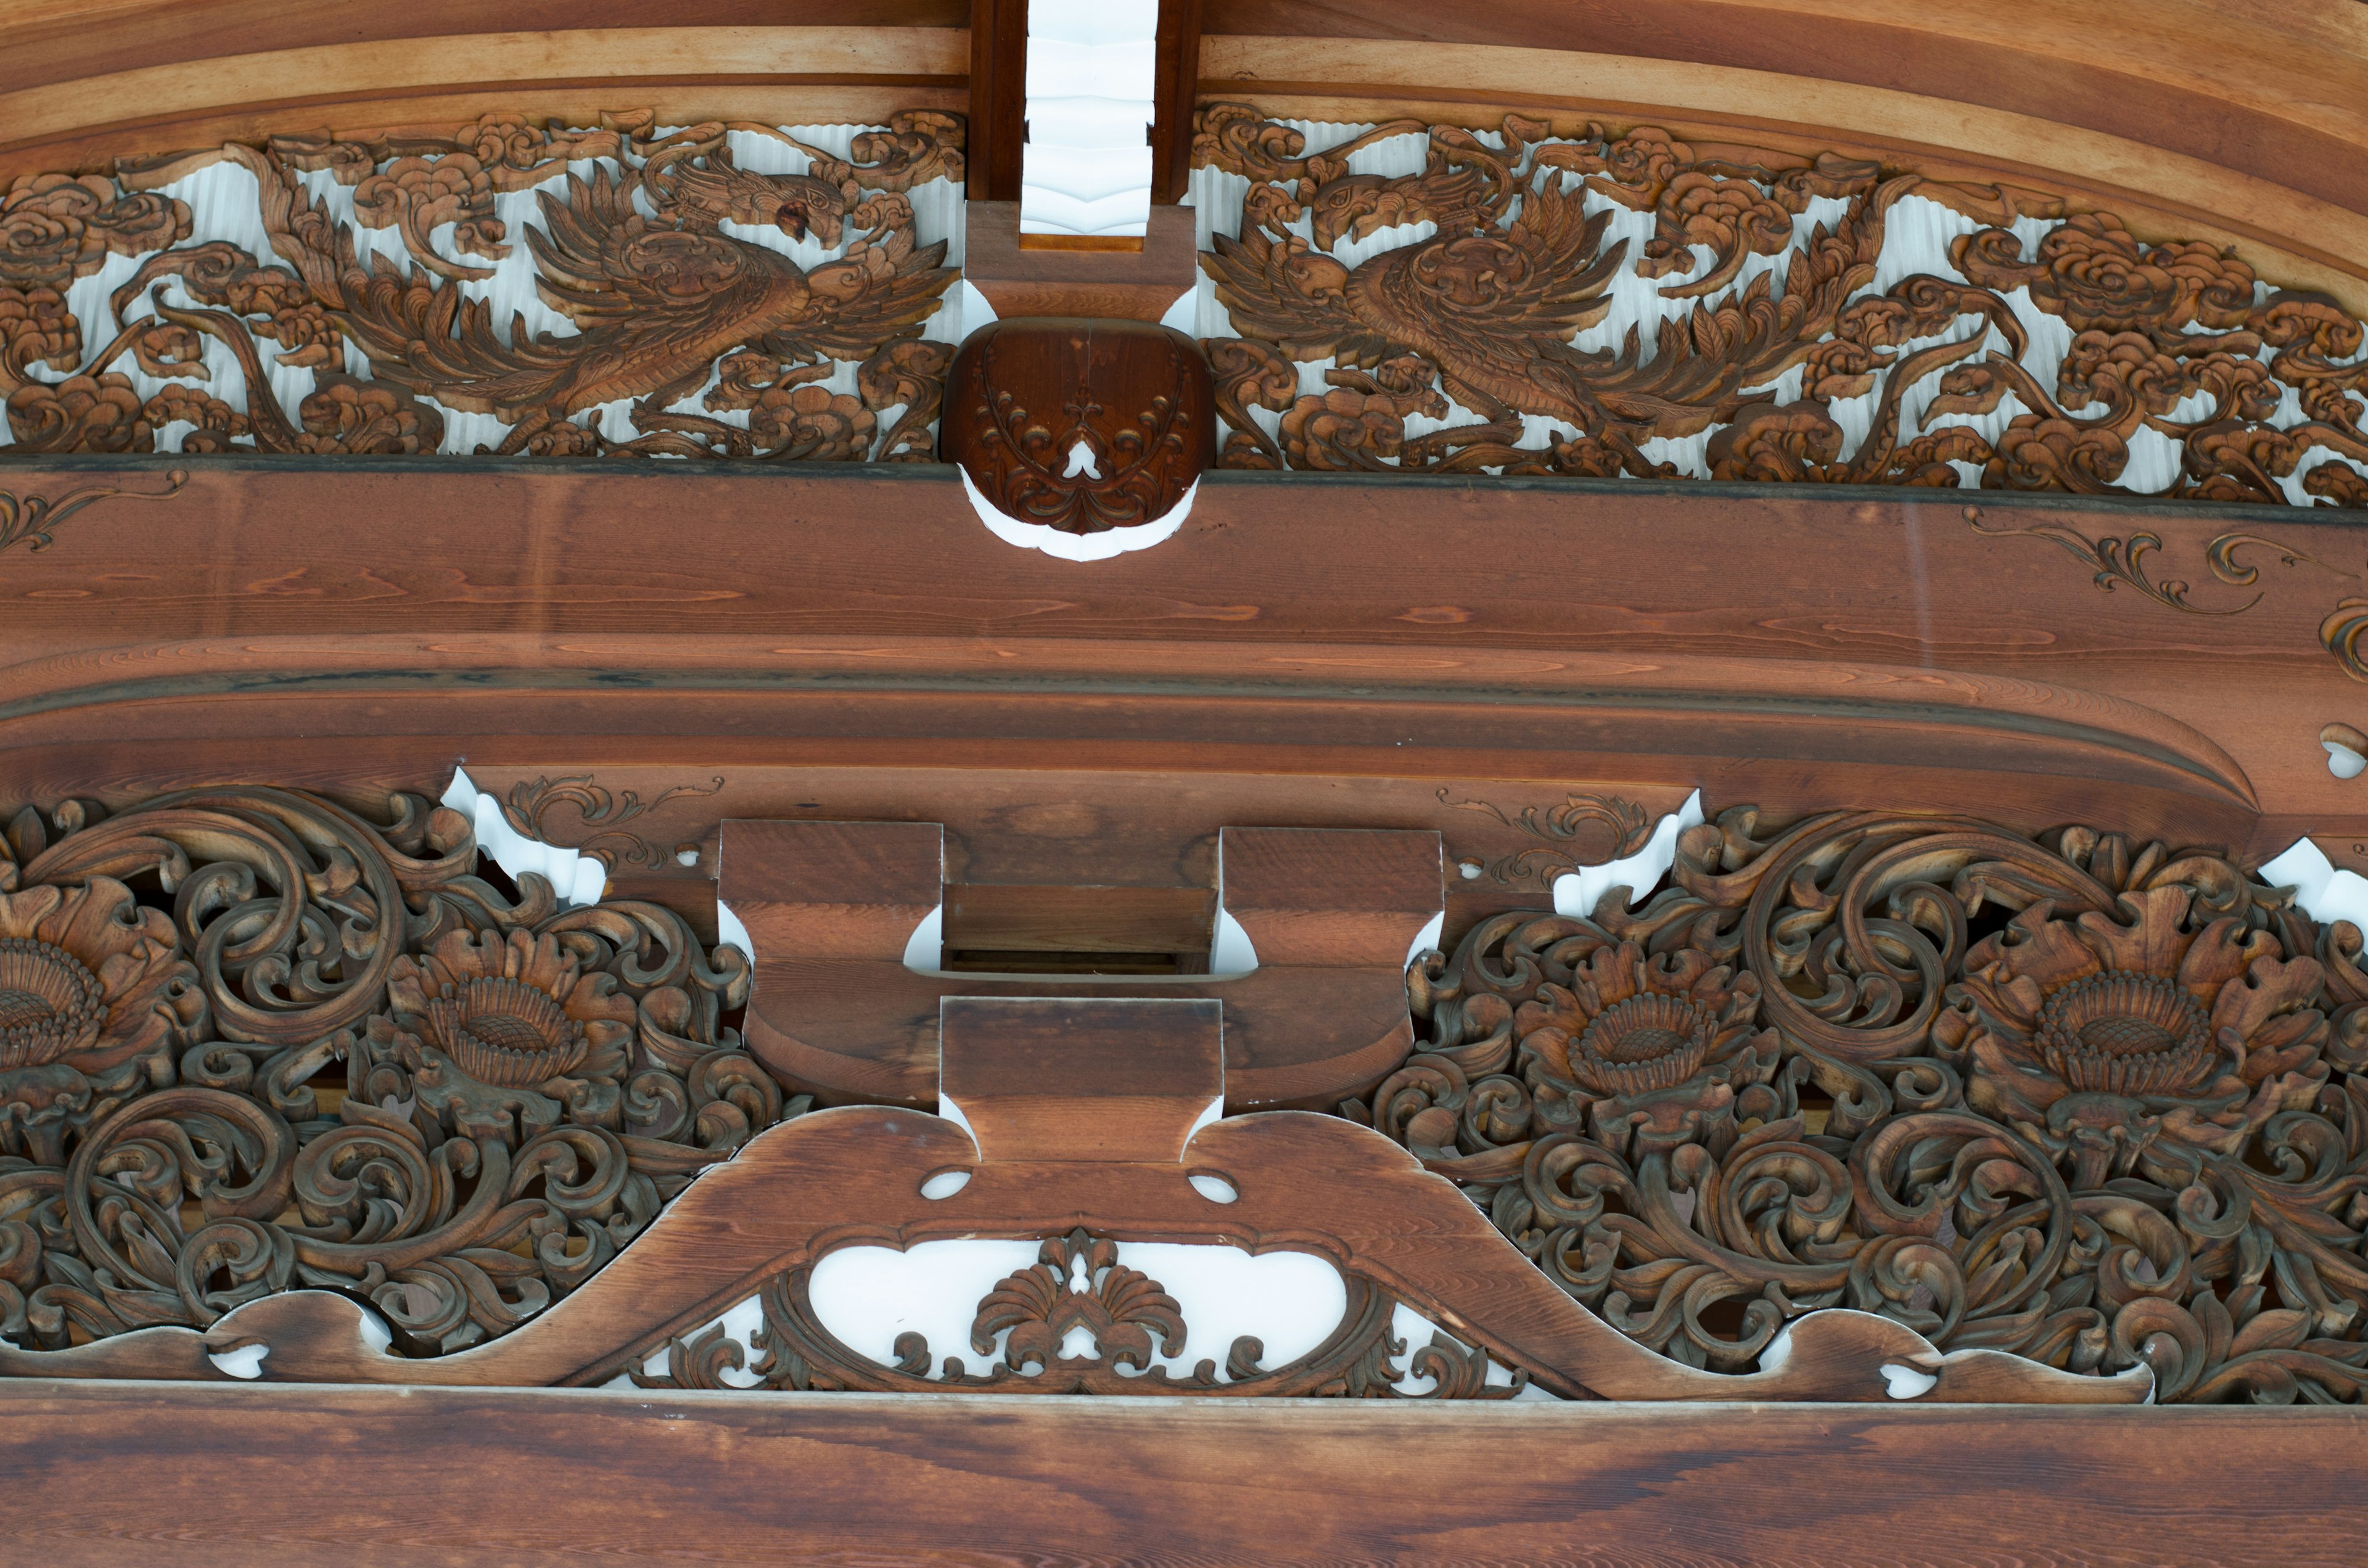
(963, 201), (1200, 321)
(0, 27), (970, 179)
(7, 1382), (2352, 1566)
(0, 459), (2346, 859)
(1199, 0), (2368, 222)
(1196, 36), (2368, 315)
(725, 821), (1436, 1107)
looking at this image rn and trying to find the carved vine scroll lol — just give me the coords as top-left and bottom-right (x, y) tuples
(1381, 805), (2368, 1403)
(0, 787), (784, 1358)
(0, 112), (964, 459)
(1191, 104), (2368, 509)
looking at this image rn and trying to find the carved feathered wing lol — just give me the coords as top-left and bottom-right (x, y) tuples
(1201, 226), (1379, 363)
(1345, 177), (1622, 417)
(756, 227), (955, 366)
(1206, 176), (1624, 423)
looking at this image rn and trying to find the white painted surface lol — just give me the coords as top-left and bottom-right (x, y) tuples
(441, 767), (606, 907)
(1553, 790), (1704, 918)
(1021, 0), (1158, 238)
(959, 466), (1196, 560)
(2327, 739), (2368, 779)
(715, 898), (755, 965)
(2261, 837), (2368, 932)
(1183, 130), (2368, 501)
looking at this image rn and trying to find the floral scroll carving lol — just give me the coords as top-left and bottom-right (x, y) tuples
(1381, 805), (2368, 1403)
(634, 1227), (1522, 1398)
(0, 787), (789, 1359)
(0, 470), (186, 554)
(1, 112), (963, 459)
(1192, 104), (2368, 508)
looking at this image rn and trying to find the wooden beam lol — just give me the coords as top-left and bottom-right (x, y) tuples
(967, 0), (1026, 201)
(5, 1381), (2362, 1566)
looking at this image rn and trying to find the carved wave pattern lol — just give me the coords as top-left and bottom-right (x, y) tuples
(1375, 805), (2368, 1403)
(0, 112), (968, 459)
(0, 788), (787, 1357)
(1189, 105), (2368, 507)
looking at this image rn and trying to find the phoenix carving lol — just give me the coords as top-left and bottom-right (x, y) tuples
(1194, 103), (2368, 505)
(1, 112), (964, 460)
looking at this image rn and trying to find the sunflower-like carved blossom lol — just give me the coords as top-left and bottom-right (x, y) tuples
(0, 877), (201, 1162)
(1939, 885), (2328, 1185)
(390, 927), (634, 1090)
(1381, 807), (2368, 1401)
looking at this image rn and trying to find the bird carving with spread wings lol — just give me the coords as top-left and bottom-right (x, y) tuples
(1203, 174), (1630, 432)
(245, 130), (958, 449)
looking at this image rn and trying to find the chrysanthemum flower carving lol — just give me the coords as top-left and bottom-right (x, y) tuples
(1942, 885), (2329, 1186)
(1385, 807), (2368, 1399)
(0, 787), (794, 1358)
(0, 875), (203, 1164)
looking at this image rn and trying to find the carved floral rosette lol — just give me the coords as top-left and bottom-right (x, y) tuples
(0, 787), (784, 1357)
(0, 111), (965, 460)
(1190, 104), (2368, 508)
(1378, 807), (2368, 1402)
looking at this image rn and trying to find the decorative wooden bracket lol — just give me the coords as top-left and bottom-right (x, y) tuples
(0, 994), (2145, 1403)
(721, 820), (1437, 1109)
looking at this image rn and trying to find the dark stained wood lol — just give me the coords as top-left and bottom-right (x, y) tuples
(7, 1382), (2358, 1567)
(966, 0), (1025, 200)
(1150, 0), (1205, 203)
(943, 882), (1216, 955)
(940, 995), (1223, 1162)
(0, 459), (2337, 864)
(945, 317), (1215, 533)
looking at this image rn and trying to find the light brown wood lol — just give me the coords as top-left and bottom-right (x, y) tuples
(964, 201), (1200, 321)
(1197, 35), (2368, 315)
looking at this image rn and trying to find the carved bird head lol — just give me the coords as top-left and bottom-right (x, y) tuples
(739, 182), (861, 250)
(1307, 174), (1408, 251)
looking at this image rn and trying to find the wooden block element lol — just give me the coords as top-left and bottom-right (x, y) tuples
(963, 200), (1199, 321)
(2, 1383), (2350, 1567)
(939, 995), (1223, 1162)
(728, 821), (1436, 1108)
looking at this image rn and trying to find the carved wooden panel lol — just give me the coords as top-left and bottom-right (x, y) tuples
(1373, 803), (2368, 1403)
(1189, 103), (2368, 508)
(944, 317), (1215, 532)
(0, 110), (964, 459)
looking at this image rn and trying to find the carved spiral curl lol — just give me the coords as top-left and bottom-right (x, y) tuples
(1373, 803), (2368, 1402)
(0, 786), (805, 1360)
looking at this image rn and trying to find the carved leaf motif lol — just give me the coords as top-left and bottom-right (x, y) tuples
(1188, 102), (2368, 506)
(1380, 803), (2368, 1400)
(0, 112), (965, 462)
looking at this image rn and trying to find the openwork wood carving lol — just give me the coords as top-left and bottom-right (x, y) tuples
(0, 112), (963, 459)
(1380, 805), (2368, 1403)
(1193, 104), (2368, 507)
(634, 1227), (1518, 1398)
(0, 787), (783, 1359)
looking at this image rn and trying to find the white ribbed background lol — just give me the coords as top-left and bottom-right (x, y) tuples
(4, 125), (968, 457)
(1186, 120), (2368, 501)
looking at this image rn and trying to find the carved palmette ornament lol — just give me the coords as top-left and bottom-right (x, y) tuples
(0, 787), (787, 1357)
(1379, 807), (2368, 1403)
(944, 318), (1216, 532)
(1191, 104), (2368, 507)
(633, 1227), (1520, 1398)
(0, 112), (963, 459)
